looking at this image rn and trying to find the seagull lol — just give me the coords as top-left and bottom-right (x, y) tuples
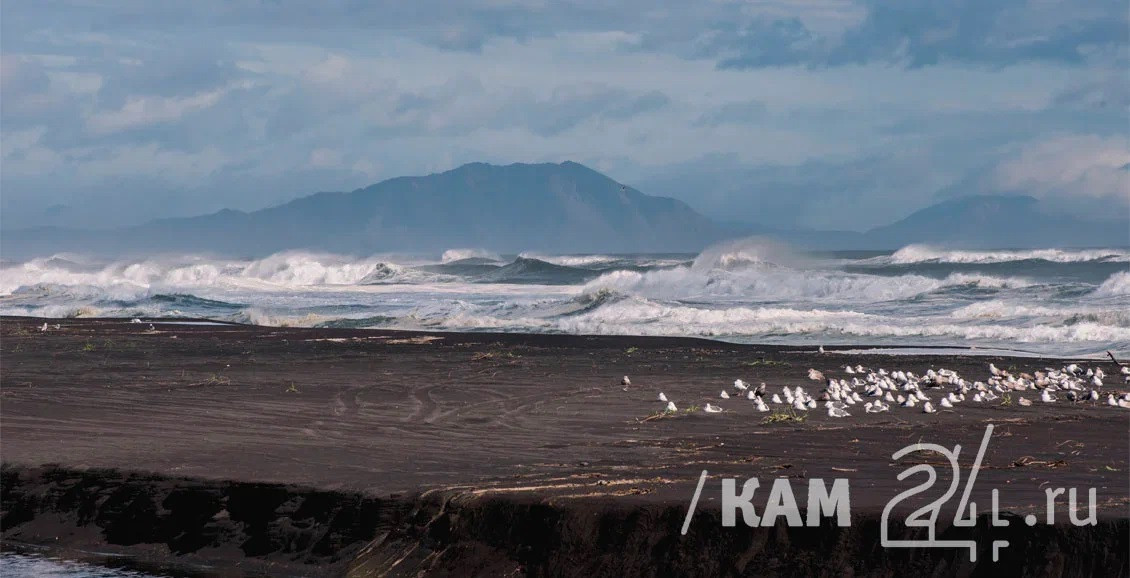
(658, 392), (668, 402)
(665, 401), (678, 412)
(40, 322), (48, 332)
(733, 379), (748, 391)
(754, 398), (770, 412)
(720, 391), (730, 399)
(1040, 389), (1057, 403)
(844, 365), (855, 374)
(771, 394), (783, 404)
(747, 390), (757, 400)
(989, 363), (1002, 377)
(922, 402), (936, 414)
(1018, 397), (1033, 407)
(130, 318), (142, 324)
(808, 369), (825, 381)
(621, 376), (631, 386)
(819, 345), (826, 354)
(704, 403), (723, 413)
(1091, 376), (1103, 387)
(940, 397), (953, 408)
(827, 405), (849, 418)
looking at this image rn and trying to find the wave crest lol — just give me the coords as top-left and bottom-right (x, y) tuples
(885, 244), (1130, 265)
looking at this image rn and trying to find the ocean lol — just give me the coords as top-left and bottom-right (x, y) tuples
(1, 241), (1127, 357)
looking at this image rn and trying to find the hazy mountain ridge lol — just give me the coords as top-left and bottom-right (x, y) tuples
(1, 162), (1126, 259)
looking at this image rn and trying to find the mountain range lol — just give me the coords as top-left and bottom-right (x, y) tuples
(2, 161), (1126, 259)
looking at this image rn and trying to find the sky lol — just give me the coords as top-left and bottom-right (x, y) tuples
(1, 0), (1127, 232)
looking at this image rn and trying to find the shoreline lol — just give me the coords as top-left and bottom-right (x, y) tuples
(2, 315), (1116, 359)
(3, 316), (1128, 575)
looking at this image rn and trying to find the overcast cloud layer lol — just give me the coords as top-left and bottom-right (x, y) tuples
(2, 0), (1127, 231)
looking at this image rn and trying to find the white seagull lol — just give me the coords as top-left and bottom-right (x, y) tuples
(827, 405), (849, 418)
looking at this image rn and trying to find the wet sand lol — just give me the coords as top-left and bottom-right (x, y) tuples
(2, 316), (1128, 576)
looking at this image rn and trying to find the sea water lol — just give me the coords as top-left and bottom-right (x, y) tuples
(2, 241), (1127, 357)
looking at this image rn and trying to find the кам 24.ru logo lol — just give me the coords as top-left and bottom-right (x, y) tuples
(681, 424), (1098, 562)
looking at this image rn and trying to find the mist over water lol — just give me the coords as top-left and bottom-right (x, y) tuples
(2, 241), (1128, 356)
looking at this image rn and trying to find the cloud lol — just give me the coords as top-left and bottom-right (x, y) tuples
(0, 0), (1125, 232)
(695, 100), (768, 126)
(705, 0), (1128, 69)
(992, 134), (1130, 202)
(86, 86), (233, 134)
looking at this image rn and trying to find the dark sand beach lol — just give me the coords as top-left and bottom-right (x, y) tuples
(2, 316), (1128, 576)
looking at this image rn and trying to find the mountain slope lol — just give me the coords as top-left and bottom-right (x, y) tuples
(3, 162), (729, 257)
(863, 195), (1129, 248)
(3, 173), (1126, 260)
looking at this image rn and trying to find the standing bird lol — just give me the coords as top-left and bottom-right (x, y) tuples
(621, 376), (631, 386)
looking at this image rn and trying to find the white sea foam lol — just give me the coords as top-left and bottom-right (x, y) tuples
(0, 252), (447, 296)
(440, 248), (502, 263)
(396, 297), (1130, 345)
(517, 252), (620, 267)
(580, 266), (1031, 302)
(1094, 270), (1130, 297)
(883, 244), (1130, 265)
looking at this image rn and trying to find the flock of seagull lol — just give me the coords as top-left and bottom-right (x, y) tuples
(641, 360), (1130, 418)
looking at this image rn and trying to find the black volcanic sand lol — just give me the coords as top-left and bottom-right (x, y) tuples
(2, 316), (1128, 577)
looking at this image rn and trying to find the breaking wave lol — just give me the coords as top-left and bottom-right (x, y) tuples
(441, 248), (501, 263)
(881, 245), (1130, 265)
(2, 242), (1127, 356)
(1094, 270), (1130, 297)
